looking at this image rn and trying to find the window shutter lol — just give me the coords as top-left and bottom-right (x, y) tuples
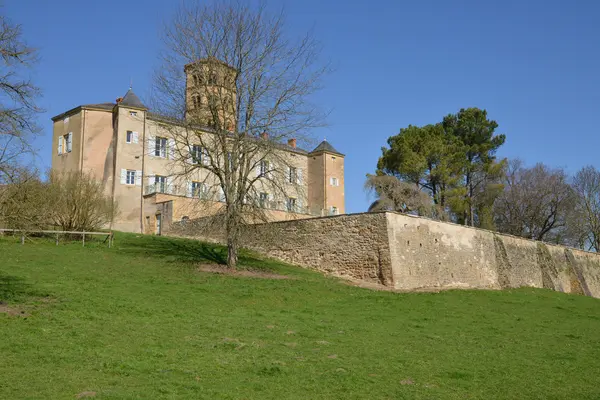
(256, 164), (261, 177)
(168, 139), (175, 160)
(297, 198), (303, 213)
(187, 146), (193, 164)
(148, 135), (155, 156)
(135, 170), (142, 186)
(147, 173), (154, 188)
(133, 131), (139, 144)
(297, 169), (303, 185)
(286, 166), (291, 183)
(58, 136), (63, 154)
(202, 148), (209, 165)
(330, 177), (333, 186)
(219, 187), (225, 202)
(120, 169), (126, 185)
(187, 181), (192, 197)
(166, 176), (173, 194)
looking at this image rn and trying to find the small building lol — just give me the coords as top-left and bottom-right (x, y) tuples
(50, 58), (345, 233)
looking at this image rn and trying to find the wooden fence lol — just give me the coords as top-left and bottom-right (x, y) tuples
(0, 229), (114, 248)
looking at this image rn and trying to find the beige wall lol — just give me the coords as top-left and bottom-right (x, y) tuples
(52, 111), (83, 173)
(307, 152), (345, 216)
(51, 101), (341, 233)
(171, 211), (600, 298)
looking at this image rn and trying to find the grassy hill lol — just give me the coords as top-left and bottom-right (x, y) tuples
(1, 232), (600, 399)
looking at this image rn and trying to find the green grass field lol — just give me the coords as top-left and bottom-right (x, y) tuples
(1, 233), (600, 399)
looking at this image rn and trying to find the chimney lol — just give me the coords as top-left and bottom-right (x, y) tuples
(260, 131), (268, 140)
(288, 138), (297, 148)
(116, 97), (123, 103)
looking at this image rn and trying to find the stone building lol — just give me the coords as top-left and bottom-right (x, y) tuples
(50, 58), (345, 233)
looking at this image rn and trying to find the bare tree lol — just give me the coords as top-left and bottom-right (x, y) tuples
(365, 174), (447, 219)
(48, 171), (118, 232)
(152, 2), (328, 267)
(0, 167), (49, 231)
(570, 166), (600, 251)
(0, 13), (42, 184)
(494, 160), (576, 242)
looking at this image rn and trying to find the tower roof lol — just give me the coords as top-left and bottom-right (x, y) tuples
(310, 140), (344, 156)
(119, 89), (147, 110)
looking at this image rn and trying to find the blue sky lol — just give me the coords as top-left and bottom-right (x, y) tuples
(6, 0), (600, 213)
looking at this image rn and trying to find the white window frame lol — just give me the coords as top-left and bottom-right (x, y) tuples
(286, 197), (297, 213)
(154, 175), (167, 193)
(191, 145), (202, 164)
(330, 177), (339, 187)
(126, 170), (136, 185)
(288, 167), (297, 184)
(191, 181), (206, 198)
(126, 131), (133, 144)
(155, 137), (167, 158)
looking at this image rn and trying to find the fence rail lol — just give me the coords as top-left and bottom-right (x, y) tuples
(0, 229), (113, 248)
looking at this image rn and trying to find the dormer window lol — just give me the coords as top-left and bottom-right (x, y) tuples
(130, 111), (137, 117)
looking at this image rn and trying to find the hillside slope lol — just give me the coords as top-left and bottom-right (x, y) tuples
(1, 233), (600, 399)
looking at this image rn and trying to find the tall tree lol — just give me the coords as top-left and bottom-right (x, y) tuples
(570, 166), (600, 251)
(442, 108), (506, 226)
(153, 2), (328, 268)
(0, 13), (42, 183)
(494, 160), (575, 242)
(377, 123), (460, 207)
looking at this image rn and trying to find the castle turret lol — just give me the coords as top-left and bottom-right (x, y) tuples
(308, 140), (345, 216)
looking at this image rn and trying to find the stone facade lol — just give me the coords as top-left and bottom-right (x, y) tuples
(171, 211), (600, 298)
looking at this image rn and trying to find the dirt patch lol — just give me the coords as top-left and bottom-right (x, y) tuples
(197, 264), (292, 280)
(0, 303), (30, 317)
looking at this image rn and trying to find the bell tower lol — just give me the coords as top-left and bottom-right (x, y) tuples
(184, 57), (237, 130)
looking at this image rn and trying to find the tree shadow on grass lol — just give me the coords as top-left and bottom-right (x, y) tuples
(0, 273), (41, 303)
(117, 235), (275, 271)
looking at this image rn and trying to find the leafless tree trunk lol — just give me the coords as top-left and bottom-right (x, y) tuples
(152, 2), (328, 268)
(0, 13), (42, 184)
(494, 160), (576, 242)
(571, 166), (600, 251)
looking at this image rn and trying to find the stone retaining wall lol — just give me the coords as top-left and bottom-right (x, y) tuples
(170, 211), (600, 298)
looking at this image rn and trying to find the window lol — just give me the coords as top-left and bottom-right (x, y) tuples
(208, 71), (217, 85)
(286, 197), (297, 212)
(126, 170), (136, 185)
(193, 95), (202, 108)
(330, 206), (339, 215)
(64, 132), (72, 153)
(155, 137), (167, 157)
(259, 192), (269, 208)
(259, 160), (269, 177)
(191, 181), (206, 197)
(190, 145), (202, 164)
(154, 175), (167, 193)
(288, 167), (297, 184)
(330, 177), (339, 187)
(126, 131), (138, 144)
(194, 74), (203, 86)
(57, 135), (63, 154)
(130, 111), (137, 117)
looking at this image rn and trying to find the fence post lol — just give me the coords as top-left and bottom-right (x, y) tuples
(21, 233), (24, 245)
(108, 232), (112, 248)
(82, 232), (85, 247)
(56, 233), (59, 246)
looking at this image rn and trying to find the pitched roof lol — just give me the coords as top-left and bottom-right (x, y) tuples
(120, 89), (147, 109)
(310, 140), (344, 156)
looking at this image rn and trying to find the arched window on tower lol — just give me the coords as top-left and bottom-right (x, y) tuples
(208, 71), (217, 85)
(193, 95), (202, 108)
